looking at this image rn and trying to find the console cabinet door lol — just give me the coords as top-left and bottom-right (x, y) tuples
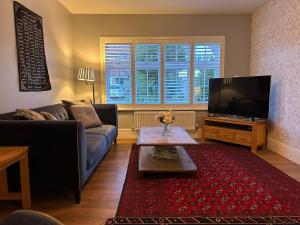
(204, 127), (219, 139)
(219, 129), (234, 142)
(235, 132), (252, 146)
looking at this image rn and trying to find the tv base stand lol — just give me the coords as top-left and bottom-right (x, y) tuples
(201, 116), (267, 152)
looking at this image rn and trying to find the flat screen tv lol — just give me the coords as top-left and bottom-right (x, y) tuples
(208, 76), (271, 119)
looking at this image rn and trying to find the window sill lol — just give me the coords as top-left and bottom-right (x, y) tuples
(117, 104), (208, 111)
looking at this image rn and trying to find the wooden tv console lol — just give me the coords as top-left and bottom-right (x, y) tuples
(201, 116), (267, 152)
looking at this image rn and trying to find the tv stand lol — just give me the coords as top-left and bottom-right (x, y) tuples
(201, 116), (267, 152)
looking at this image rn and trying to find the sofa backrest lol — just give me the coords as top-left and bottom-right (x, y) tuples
(0, 104), (70, 120)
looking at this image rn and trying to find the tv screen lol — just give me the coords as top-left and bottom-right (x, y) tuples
(208, 76), (271, 118)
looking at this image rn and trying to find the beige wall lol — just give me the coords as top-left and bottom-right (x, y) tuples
(72, 14), (252, 129)
(251, 0), (300, 164)
(0, 0), (75, 113)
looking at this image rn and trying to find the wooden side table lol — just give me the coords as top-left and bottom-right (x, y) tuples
(0, 146), (31, 209)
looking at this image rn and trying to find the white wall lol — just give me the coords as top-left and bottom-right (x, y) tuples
(72, 14), (252, 129)
(0, 0), (75, 113)
(251, 0), (300, 164)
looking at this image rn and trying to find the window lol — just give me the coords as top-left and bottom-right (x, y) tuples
(193, 43), (221, 103)
(102, 37), (224, 107)
(105, 44), (132, 104)
(164, 44), (191, 104)
(135, 44), (161, 104)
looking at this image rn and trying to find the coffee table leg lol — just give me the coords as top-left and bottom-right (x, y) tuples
(20, 154), (31, 209)
(0, 169), (8, 194)
(137, 145), (143, 179)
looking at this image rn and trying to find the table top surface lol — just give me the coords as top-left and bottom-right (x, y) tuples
(0, 146), (29, 169)
(137, 126), (198, 146)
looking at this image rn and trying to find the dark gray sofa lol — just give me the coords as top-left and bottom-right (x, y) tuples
(0, 104), (118, 203)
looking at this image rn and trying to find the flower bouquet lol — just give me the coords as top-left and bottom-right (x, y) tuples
(155, 110), (175, 136)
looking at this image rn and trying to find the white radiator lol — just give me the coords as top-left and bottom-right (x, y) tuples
(134, 111), (196, 130)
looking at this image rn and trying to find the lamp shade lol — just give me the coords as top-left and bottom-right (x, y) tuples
(78, 68), (95, 82)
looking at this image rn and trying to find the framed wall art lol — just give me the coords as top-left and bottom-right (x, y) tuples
(14, 1), (51, 91)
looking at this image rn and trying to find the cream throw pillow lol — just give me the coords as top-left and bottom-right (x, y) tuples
(70, 104), (102, 128)
(61, 98), (92, 119)
(61, 99), (91, 108)
(40, 111), (57, 121)
(14, 109), (46, 120)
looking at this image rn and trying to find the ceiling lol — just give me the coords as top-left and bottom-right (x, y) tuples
(58, 0), (268, 14)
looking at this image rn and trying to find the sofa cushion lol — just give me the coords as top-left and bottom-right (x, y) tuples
(14, 109), (46, 120)
(85, 125), (117, 144)
(61, 99), (91, 119)
(70, 105), (102, 128)
(34, 104), (69, 120)
(86, 134), (108, 169)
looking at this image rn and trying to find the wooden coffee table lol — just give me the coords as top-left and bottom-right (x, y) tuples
(137, 127), (198, 173)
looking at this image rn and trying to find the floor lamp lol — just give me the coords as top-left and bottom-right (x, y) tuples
(77, 67), (96, 104)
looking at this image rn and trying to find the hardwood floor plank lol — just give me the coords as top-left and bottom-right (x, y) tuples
(0, 141), (299, 225)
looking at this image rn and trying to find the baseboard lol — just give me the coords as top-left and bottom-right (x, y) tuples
(267, 138), (300, 165)
(118, 129), (138, 140)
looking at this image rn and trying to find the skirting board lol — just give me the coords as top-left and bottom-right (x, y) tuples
(267, 138), (300, 165)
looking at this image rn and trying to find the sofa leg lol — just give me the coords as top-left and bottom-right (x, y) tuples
(74, 188), (81, 204)
(114, 139), (117, 144)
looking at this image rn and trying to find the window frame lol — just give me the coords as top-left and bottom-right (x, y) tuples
(100, 36), (225, 111)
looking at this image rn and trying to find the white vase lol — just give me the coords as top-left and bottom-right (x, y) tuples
(162, 123), (172, 136)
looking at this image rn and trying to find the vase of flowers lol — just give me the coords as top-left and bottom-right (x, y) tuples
(155, 110), (175, 136)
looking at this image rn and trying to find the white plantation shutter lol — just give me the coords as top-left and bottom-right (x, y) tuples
(135, 44), (161, 104)
(193, 43), (221, 103)
(105, 44), (132, 104)
(102, 38), (223, 105)
(164, 44), (191, 104)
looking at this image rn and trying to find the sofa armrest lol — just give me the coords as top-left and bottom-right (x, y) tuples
(0, 210), (64, 225)
(93, 104), (118, 128)
(0, 120), (85, 202)
(77, 122), (88, 187)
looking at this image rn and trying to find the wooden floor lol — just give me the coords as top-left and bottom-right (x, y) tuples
(0, 140), (299, 225)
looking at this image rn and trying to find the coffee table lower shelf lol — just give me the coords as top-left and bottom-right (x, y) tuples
(138, 146), (197, 173)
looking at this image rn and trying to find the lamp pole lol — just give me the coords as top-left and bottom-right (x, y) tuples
(92, 82), (95, 104)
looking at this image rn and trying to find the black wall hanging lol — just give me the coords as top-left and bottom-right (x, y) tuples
(14, 1), (51, 91)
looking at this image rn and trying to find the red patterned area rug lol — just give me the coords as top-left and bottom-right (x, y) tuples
(116, 144), (300, 218)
